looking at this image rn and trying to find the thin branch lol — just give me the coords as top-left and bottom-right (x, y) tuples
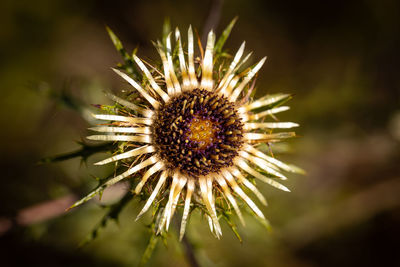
(173, 219), (201, 267)
(181, 234), (201, 267)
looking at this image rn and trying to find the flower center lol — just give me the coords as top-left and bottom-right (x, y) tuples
(153, 89), (243, 177)
(187, 116), (216, 150)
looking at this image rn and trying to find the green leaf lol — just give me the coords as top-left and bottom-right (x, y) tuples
(106, 26), (130, 62)
(67, 184), (105, 211)
(139, 230), (159, 267)
(106, 26), (141, 78)
(215, 17), (238, 55)
(221, 211), (242, 243)
(67, 165), (125, 210)
(79, 192), (133, 247)
(162, 17), (171, 46)
(132, 46), (138, 58)
(38, 142), (115, 164)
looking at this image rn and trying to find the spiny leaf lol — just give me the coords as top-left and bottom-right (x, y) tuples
(106, 26), (130, 61)
(221, 211), (242, 243)
(38, 142), (115, 164)
(139, 228), (160, 266)
(67, 166), (125, 210)
(162, 17), (171, 46)
(92, 103), (119, 114)
(106, 26), (141, 78)
(67, 185), (105, 211)
(132, 46), (138, 58)
(79, 192), (133, 247)
(215, 16), (238, 55)
(32, 80), (84, 112)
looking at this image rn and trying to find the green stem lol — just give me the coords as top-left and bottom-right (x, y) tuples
(173, 219), (200, 267)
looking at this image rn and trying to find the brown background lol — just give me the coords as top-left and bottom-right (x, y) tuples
(0, 0), (399, 266)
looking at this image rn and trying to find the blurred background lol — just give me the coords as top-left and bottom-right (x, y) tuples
(1, 0), (399, 266)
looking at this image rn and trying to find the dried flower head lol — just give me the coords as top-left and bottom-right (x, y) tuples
(70, 20), (303, 240)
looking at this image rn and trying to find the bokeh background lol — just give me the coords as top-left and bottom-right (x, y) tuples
(1, 0), (399, 266)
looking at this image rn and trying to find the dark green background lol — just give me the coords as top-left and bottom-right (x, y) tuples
(1, 0), (399, 266)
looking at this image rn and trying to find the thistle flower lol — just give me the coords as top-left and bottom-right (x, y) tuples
(71, 21), (303, 240)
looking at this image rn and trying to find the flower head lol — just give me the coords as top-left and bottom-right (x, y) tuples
(72, 22), (303, 240)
